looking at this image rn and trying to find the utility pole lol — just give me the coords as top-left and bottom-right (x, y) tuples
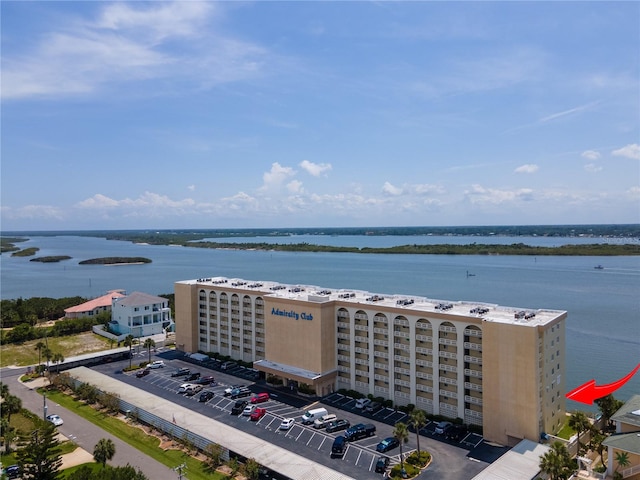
(174, 463), (187, 480)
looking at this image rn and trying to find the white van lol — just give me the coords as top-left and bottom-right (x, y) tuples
(313, 413), (337, 429)
(301, 407), (328, 425)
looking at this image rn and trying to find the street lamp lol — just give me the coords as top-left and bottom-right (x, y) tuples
(43, 391), (48, 420)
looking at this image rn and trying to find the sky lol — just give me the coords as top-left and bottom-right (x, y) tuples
(1, 1), (639, 231)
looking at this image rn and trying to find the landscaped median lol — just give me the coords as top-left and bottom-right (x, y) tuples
(389, 450), (432, 479)
(41, 386), (238, 480)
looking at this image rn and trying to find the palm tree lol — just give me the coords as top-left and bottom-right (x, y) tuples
(393, 421), (410, 477)
(93, 438), (116, 467)
(124, 335), (134, 369)
(614, 451), (630, 475)
(35, 341), (46, 368)
(568, 411), (590, 453)
(409, 409), (427, 455)
(51, 352), (65, 374)
(143, 338), (156, 364)
(539, 441), (573, 480)
(42, 346), (53, 372)
(2, 394), (22, 422)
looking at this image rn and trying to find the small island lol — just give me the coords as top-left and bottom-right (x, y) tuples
(79, 257), (152, 265)
(30, 256), (72, 263)
(11, 247), (40, 257)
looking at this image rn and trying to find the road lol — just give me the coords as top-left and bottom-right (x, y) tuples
(1, 366), (178, 479)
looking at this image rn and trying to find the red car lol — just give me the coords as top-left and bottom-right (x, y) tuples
(250, 407), (266, 421)
(250, 392), (270, 404)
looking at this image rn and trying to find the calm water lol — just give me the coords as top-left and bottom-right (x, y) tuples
(2, 235), (639, 409)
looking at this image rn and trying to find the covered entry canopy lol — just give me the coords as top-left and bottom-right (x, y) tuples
(253, 359), (336, 386)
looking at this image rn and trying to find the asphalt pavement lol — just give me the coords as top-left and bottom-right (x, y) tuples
(1, 366), (178, 479)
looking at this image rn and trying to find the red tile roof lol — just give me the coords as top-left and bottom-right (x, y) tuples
(64, 290), (125, 313)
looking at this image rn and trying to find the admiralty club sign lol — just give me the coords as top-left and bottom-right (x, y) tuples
(271, 307), (313, 321)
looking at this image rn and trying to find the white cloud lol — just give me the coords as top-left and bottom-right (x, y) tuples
(584, 163), (603, 173)
(464, 184), (534, 205)
(2, 204), (65, 220)
(260, 162), (296, 191)
(382, 182), (403, 196)
(76, 193), (120, 208)
(299, 160), (332, 177)
(612, 144), (640, 160)
(627, 186), (640, 199)
(581, 150), (601, 161)
(187, 185), (196, 191)
(77, 192), (194, 210)
(538, 101), (600, 123)
(2, 2), (268, 100)
(514, 164), (539, 174)
(287, 180), (304, 194)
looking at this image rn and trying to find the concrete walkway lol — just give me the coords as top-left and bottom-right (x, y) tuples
(3, 367), (178, 479)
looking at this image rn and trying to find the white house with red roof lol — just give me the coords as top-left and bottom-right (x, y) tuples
(110, 291), (172, 338)
(64, 290), (126, 319)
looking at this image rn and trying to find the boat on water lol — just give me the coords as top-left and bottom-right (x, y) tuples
(594, 265), (604, 270)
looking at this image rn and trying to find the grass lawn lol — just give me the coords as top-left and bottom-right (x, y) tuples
(43, 390), (226, 480)
(556, 422), (577, 440)
(0, 332), (112, 368)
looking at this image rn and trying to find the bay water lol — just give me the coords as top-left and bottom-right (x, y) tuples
(2, 234), (639, 410)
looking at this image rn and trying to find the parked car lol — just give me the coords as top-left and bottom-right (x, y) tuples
(224, 385), (243, 396)
(344, 423), (376, 441)
(178, 383), (194, 394)
(221, 361), (237, 370)
(446, 424), (468, 442)
(231, 387), (252, 399)
(331, 436), (347, 458)
(195, 375), (216, 385)
(435, 421), (453, 435)
(185, 384), (203, 396)
(376, 437), (400, 453)
(250, 392), (270, 404)
(147, 360), (165, 369)
(46, 414), (63, 426)
(355, 398), (372, 409)
(4, 465), (20, 479)
(171, 368), (190, 377)
(136, 368), (150, 378)
(375, 456), (390, 473)
(242, 404), (256, 416)
(326, 419), (350, 433)
(314, 413), (337, 429)
(186, 372), (201, 381)
(365, 401), (383, 414)
(231, 400), (248, 415)
(199, 391), (215, 402)
(250, 407), (266, 421)
(279, 418), (295, 430)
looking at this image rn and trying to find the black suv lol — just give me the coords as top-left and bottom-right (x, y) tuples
(375, 456), (390, 473)
(231, 400), (248, 415)
(199, 391), (214, 402)
(331, 436), (346, 458)
(186, 372), (201, 381)
(344, 423), (376, 441)
(171, 368), (190, 377)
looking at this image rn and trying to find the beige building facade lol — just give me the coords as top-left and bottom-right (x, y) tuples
(174, 277), (567, 446)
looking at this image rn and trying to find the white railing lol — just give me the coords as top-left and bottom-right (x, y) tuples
(623, 464), (640, 478)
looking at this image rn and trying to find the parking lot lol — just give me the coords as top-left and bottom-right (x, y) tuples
(93, 351), (500, 479)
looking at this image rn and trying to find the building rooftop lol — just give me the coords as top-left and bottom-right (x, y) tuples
(114, 291), (168, 307)
(178, 276), (566, 327)
(603, 431), (640, 455)
(611, 394), (640, 429)
(64, 290), (126, 313)
(471, 439), (549, 480)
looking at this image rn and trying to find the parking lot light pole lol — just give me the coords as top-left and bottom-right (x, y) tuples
(43, 391), (48, 420)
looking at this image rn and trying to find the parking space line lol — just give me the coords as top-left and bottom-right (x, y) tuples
(317, 436), (327, 451)
(306, 432), (317, 446)
(265, 416), (278, 429)
(368, 455), (376, 471)
(295, 429), (305, 442)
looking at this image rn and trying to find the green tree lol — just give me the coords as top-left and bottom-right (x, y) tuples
(243, 458), (260, 480)
(568, 411), (591, 454)
(615, 451), (630, 474)
(2, 394), (22, 422)
(35, 341), (46, 368)
(204, 443), (224, 471)
(595, 394), (624, 429)
(143, 338), (156, 364)
(68, 464), (148, 480)
(409, 409), (427, 455)
(393, 421), (410, 477)
(51, 352), (65, 374)
(93, 438), (116, 467)
(16, 423), (63, 480)
(539, 441), (574, 480)
(42, 346), (53, 371)
(123, 335), (134, 369)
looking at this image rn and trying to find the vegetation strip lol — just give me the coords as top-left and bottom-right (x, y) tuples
(78, 257), (152, 265)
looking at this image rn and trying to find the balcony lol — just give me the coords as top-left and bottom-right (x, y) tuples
(464, 328), (483, 337)
(464, 382), (483, 392)
(439, 364), (458, 373)
(415, 371), (433, 380)
(438, 338), (457, 346)
(415, 358), (433, 368)
(415, 334), (432, 342)
(464, 395), (483, 406)
(394, 343), (410, 351)
(464, 368), (483, 378)
(394, 366), (410, 375)
(439, 325), (456, 333)
(440, 389), (458, 399)
(416, 384), (433, 393)
(464, 355), (483, 365)
(439, 351), (457, 359)
(439, 376), (457, 386)
(464, 341), (483, 351)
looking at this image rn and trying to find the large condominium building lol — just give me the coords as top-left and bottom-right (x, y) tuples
(175, 277), (567, 446)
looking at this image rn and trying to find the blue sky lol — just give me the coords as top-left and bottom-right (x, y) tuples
(1, 1), (638, 231)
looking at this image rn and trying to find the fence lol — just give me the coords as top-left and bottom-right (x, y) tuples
(70, 378), (229, 462)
